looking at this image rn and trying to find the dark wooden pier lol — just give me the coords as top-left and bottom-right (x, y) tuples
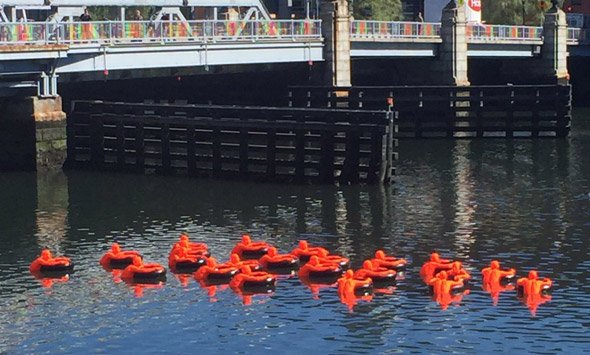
(288, 84), (572, 138)
(67, 101), (396, 184)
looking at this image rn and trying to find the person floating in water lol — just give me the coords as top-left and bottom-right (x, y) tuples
(447, 261), (471, 283)
(420, 252), (453, 283)
(428, 271), (468, 310)
(481, 260), (516, 305)
(517, 270), (552, 316)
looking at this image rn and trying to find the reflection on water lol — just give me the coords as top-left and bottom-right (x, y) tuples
(0, 112), (589, 353)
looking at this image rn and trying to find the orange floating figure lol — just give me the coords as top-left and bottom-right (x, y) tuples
(168, 245), (207, 273)
(318, 249), (350, 269)
(517, 270), (552, 316)
(420, 252), (453, 283)
(428, 271), (467, 310)
(290, 240), (329, 263)
(447, 261), (471, 283)
(100, 243), (142, 269)
(169, 233), (209, 264)
(354, 260), (397, 286)
(231, 234), (272, 260)
(229, 265), (276, 292)
(259, 247), (299, 272)
(230, 269), (275, 306)
(338, 270), (373, 298)
(30, 249), (74, 275)
(370, 250), (407, 271)
(121, 256), (166, 283)
(298, 255), (343, 282)
(226, 253), (262, 271)
(337, 270), (373, 311)
(481, 260), (516, 305)
(194, 257), (240, 284)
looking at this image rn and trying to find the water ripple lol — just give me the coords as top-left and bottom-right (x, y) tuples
(1, 114), (590, 353)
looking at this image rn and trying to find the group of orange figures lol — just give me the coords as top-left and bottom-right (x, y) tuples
(420, 252), (552, 314)
(30, 234), (552, 313)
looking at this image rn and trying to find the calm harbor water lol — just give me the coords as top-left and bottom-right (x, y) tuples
(1, 111), (589, 353)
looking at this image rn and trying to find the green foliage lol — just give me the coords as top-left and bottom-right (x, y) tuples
(352, 0), (403, 21)
(481, 0), (552, 25)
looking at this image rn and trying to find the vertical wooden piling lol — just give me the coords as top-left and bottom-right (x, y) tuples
(161, 123), (171, 173)
(90, 115), (104, 167)
(294, 112), (306, 183)
(239, 113), (249, 177)
(135, 122), (145, 172)
(266, 127), (277, 180)
(69, 101), (394, 184)
(212, 126), (221, 177)
(186, 125), (196, 176)
(116, 117), (125, 167)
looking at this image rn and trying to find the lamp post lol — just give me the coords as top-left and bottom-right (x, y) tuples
(521, 0), (526, 25)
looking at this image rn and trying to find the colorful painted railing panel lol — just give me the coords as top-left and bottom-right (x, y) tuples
(350, 21), (441, 39)
(0, 20), (322, 45)
(350, 20), (583, 44)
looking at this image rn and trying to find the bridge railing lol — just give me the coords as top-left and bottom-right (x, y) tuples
(350, 20), (441, 40)
(467, 24), (542, 42)
(0, 19), (322, 45)
(567, 27), (583, 44)
(350, 20), (585, 44)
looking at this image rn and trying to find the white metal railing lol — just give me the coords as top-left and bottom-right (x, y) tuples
(0, 19), (322, 46)
(567, 27), (586, 44)
(350, 21), (441, 39)
(0, 19), (585, 47)
(350, 20), (584, 45)
(467, 24), (542, 41)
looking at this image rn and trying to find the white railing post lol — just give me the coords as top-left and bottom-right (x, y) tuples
(108, 21), (113, 44)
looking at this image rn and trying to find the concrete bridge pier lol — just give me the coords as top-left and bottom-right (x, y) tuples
(432, 0), (470, 86)
(0, 90), (67, 171)
(540, 6), (569, 84)
(320, 0), (352, 88)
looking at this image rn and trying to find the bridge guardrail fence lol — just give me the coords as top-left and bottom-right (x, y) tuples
(350, 20), (583, 45)
(467, 24), (542, 42)
(1, 20), (585, 46)
(0, 19), (322, 46)
(350, 21), (441, 40)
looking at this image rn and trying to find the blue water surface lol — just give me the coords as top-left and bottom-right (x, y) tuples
(0, 111), (589, 354)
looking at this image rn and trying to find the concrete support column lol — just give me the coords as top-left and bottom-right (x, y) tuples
(434, 0), (470, 86)
(320, 0), (351, 88)
(0, 96), (67, 171)
(541, 6), (569, 84)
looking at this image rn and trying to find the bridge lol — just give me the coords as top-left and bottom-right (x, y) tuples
(0, 18), (583, 92)
(350, 20), (585, 58)
(0, 0), (579, 173)
(0, 19), (584, 67)
(0, 20), (324, 74)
